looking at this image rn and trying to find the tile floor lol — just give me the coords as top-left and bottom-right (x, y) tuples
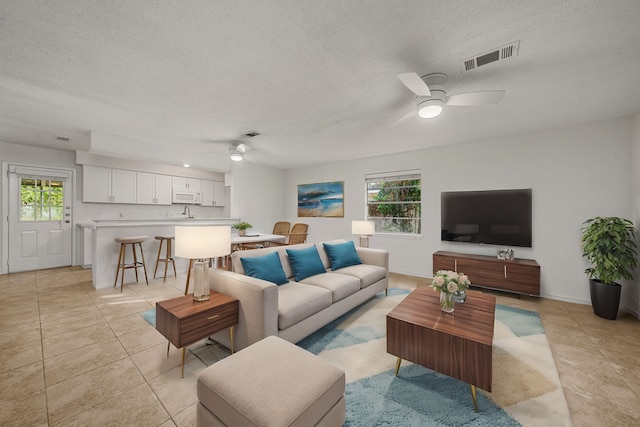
(0, 267), (639, 426)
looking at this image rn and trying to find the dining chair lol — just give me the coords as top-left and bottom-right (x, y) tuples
(271, 222), (308, 246)
(242, 221), (291, 249)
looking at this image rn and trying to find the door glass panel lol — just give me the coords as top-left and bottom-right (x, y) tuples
(19, 178), (64, 222)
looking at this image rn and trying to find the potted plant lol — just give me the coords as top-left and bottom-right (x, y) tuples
(232, 221), (252, 237)
(580, 216), (637, 320)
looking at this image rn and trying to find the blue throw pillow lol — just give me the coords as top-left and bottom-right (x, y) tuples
(240, 252), (289, 285)
(323, 241), (362, 270)
(286, 246), (327, 281)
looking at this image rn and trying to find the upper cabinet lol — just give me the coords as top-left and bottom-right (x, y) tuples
(172, 177), (201, 191)
(83, 166), (136, 203)
(201, 179), (226, 206)
(83, 165), (224, 205)
(136, 173), (172, 205)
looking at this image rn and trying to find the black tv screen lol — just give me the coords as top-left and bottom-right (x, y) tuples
(441, 189), (532, 248)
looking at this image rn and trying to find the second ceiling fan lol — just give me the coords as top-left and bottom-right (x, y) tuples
(397, 72), (505, 119)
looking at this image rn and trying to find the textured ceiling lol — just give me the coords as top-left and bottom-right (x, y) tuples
(1, 1), (639, 170)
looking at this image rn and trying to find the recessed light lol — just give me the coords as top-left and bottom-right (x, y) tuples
(183, 164), (190, 168)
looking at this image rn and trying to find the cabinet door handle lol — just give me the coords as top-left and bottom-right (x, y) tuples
(208, 314), (220, 320)
(504, 265), (507, 278)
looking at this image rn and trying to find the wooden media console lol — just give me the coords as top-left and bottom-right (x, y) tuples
(433, 251), (540, 296)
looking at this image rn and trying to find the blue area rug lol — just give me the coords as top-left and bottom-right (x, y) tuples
(297, 289), (571, 427)
(141, 308), (156, 328)
(141, 289), (570, 426)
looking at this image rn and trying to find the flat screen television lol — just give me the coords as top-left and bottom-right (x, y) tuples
(441, 189), (532, 248)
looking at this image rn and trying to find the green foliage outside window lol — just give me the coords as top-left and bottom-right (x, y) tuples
(20, 178), (64, 221)
(367, 176), (421, 234)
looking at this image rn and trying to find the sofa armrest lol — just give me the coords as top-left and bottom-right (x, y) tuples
(208, 269), (279, 350)
(356, 247), (389, 272)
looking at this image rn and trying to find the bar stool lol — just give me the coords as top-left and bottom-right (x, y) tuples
(114, 236), (149, 292)
(153, 235), (176, 281)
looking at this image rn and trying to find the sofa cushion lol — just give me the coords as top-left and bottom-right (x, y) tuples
(335, 264), (387, 289)
(300, 272), (360, 303)
(277, 283), (332, 329)
(286, 246), (327, 281)
(323, 241), (362, 271)
(239, 252), (289, 285)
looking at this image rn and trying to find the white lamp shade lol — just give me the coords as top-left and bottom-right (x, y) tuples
(352, 220), (375, 236)
(175, 226), (231, 259)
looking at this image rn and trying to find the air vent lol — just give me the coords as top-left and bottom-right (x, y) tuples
(461, 40), (520, 72)
(244, 130), (260, 138)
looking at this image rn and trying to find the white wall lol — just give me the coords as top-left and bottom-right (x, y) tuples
(229, 160), (287, 234)
(283, 117), (633, 305)
(628, 113), (640, 316)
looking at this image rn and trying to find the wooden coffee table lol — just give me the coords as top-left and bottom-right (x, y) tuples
(386, 287), (496, 411)
(156, 291), (239, 378)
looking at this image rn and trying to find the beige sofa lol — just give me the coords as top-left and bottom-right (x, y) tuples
(208, 240), (389, 351)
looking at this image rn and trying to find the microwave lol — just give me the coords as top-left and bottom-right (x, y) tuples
(172, 189), (202, 204)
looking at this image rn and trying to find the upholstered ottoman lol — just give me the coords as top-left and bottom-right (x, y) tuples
(197, 335), (346, 427)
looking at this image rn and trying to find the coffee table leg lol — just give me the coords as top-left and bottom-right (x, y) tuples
(394, 357), (402, 376)
(470, 385), (478, 412)
(230, 326), (235, 354)
(181, 347), (186, 378)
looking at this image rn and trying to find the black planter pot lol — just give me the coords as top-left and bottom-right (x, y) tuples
(589, 279), (621, 320)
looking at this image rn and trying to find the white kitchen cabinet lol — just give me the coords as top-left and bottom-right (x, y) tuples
(213, 180), (225, 206)
(137, 172), (172, 205)
(200, 180), (226, 206)
(172, 176), (201, 191)
(83, 165), (136, 203)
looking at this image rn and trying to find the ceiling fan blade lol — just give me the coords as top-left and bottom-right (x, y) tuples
(445, 90), (505, 106)
(391, 109), (417, 127)
(397, 72), (431, 97)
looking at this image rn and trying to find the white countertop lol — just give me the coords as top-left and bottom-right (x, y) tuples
(91, 217), (238, 228)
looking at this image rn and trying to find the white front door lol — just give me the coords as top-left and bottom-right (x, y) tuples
(8, 165), (73, 272)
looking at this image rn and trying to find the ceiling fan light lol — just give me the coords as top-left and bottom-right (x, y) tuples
(229, 148), (243, 161)
(417, 98), (444, 118)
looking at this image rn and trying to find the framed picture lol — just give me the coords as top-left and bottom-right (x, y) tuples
(297, 181), (344, 217)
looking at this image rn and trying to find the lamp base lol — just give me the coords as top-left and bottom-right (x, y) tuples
(193, 259), (210, 301)
(358, 236), (370, 248)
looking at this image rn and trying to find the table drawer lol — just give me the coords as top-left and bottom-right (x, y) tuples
(178, 301), (238, 347)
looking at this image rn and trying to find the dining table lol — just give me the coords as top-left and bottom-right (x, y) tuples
(230, 233), (286, 248)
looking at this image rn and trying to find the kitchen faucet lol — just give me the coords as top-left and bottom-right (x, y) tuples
(183, 205), (192, 218)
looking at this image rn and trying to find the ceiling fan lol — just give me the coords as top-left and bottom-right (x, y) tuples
(208, 131), (260, 161)
(397, 72), (505, 120)
(228, 140), (250, 162)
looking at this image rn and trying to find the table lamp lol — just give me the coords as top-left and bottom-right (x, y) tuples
(175, 226), (231, 301)
(352, 220), (375, 248)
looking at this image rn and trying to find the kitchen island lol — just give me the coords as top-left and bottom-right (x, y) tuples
(91, 217), (239, 289)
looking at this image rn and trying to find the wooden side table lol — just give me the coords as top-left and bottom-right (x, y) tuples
(156, 291), (239, 378)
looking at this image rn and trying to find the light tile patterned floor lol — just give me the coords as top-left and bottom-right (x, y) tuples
(0, 267), (639, 426)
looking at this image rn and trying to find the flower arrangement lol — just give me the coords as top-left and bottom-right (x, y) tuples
(431, 270), (471, 294)
(431, 270), (471, 312)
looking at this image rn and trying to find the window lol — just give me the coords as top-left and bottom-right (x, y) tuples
(20, 178), (64, 221)
(366, 170), (421, 234)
